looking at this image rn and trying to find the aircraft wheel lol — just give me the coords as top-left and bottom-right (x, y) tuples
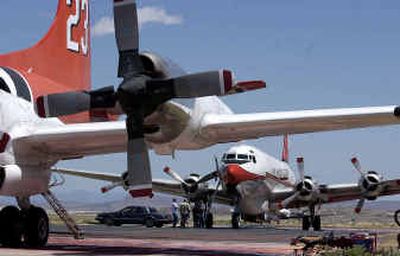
(0, 206), (23, 247)
(205, 213), (213, 228)
(312, 215), (321, 231)
(394, 209), (400, 227)
(24, 206), (49, 247)
(231, 213), (240, 229)
(302, 216), (310, 231)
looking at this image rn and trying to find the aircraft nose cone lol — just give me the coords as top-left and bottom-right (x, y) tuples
(223, 164), (259, 185)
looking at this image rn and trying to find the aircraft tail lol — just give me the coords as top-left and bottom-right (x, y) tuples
(281, 134), (289, 163)
(0, 0), (91, 92)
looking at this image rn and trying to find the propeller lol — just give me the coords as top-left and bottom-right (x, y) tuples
(36, 0), (266, 198)
(350, 157), (382, 214)
(280, 157), (317, 208)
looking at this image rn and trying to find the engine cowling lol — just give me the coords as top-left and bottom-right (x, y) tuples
(358, 171), (382, 200)
(139, 52), (186, 79)
(183, 173), (208, 195)
(296, 176), (317, 201)
(0, 165), (49, 196)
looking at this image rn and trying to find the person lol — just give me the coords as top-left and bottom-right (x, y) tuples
(179, 199), (191, 228)
(192, 201), (205, 228)
(171, 198), (179, 228)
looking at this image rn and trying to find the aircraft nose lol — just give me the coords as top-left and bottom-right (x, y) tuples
(223, 164), (258, 185)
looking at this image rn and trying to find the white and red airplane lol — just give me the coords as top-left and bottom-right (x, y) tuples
(2, 0), (400, 247)
(59, 136), (400, 230)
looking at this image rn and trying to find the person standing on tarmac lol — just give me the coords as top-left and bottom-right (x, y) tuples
(171, 198), (179, 228)
(179, 199), (191, 228)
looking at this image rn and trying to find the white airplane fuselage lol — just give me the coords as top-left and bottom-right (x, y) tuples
(219, 144), (296, 216)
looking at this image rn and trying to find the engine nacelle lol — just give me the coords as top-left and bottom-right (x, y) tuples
(359, 171), (382, 200)
(180, 173), (209, 200)
(0, 165), (49, 196)
(297, 176), (317, 201)
(139, 52), (186, 79)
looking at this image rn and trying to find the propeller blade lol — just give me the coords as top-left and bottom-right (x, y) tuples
(297, 157), (305, 181)
(163, 166), (189, 186)
(146, 70), (236, 98)
(113, 0), (144, 77)
(36, 86), (116, 118)
(354, 198), (365, 214)
(280, 191), (300, 209)
(351, 157), (363, 174)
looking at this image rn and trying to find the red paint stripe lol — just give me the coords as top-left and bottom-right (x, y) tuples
(235, 80), (266, 91)
(36, 96), (46, 118)
(223, 70), (233, 93)
(129, 188), (153, 198)
(0, 133), (10, 153)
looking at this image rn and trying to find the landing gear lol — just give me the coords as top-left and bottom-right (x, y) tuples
(24, 207), (49, 247)
(0, 205), (49, 248)
(302, 205), (321, 231)
(231, 212), (241, 229)
(0, 206), (23, 247)
(205, 212), (213, 228)
(394, 209), (400, 227)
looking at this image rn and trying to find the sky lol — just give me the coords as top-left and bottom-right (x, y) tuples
(1, 0), (400, 203)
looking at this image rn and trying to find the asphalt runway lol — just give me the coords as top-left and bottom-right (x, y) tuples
(0, 224), (398, 256)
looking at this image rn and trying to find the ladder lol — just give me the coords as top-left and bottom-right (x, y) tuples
(41, 190), (84, 239)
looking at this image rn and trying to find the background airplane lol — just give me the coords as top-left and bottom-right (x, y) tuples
(1, 0), (400, 248)
(57, 137), (400, 231)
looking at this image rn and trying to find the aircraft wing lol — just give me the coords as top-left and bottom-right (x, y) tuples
(15, 121), (127, 160)
(270, 179), (400, 209)
(52, 168), (232, 204)
(200, 105), (400, 143)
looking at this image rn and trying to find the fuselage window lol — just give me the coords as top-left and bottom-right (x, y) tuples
(0, 78), (10, 93)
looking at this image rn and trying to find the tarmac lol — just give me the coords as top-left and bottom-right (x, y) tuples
(0, 224), (398, 256)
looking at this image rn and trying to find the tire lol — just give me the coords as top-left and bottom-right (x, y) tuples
(155, 223), (163, 228)
(145, 218), (154, 228)
(395, 210), (400, 227)
(312, 215), (321, 231)
(24, 207), (49, 247)
(231, 213), (240, 229)
(0, 206), (23, 247)
(302, 216), (310, 231)
(105, 218), (114, 226)
(205, 213), (213, 229)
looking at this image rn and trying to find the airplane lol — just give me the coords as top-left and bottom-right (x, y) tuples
(1, 0), (400, 247)
(56, 137), (400, 231)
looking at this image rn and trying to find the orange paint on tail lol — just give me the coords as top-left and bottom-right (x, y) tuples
(0, 0), (91, 123)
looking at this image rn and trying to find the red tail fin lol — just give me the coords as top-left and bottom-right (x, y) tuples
(0, 0), (91, 93)
(281, 134), (289, 163)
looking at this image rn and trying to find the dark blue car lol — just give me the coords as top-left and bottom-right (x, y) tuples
(96, 206), (172, 228)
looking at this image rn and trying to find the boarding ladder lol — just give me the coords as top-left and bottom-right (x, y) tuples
(42, 190), (84, 239)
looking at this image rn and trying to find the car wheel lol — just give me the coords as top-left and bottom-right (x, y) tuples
(105, 218), (114, 226)
(155, 223), (163, 228)
(145, 218), (154, 228)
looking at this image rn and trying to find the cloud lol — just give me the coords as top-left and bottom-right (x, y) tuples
(92, 6), (183, 37)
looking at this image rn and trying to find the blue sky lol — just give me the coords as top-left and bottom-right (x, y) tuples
(1, 0), (400, 203)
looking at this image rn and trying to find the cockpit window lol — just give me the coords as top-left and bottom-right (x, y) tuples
(222, 153), (252, 164)
(0, 78), (10, 93)
(226, 154), (236, 159)
(237, 154), (248, 160)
